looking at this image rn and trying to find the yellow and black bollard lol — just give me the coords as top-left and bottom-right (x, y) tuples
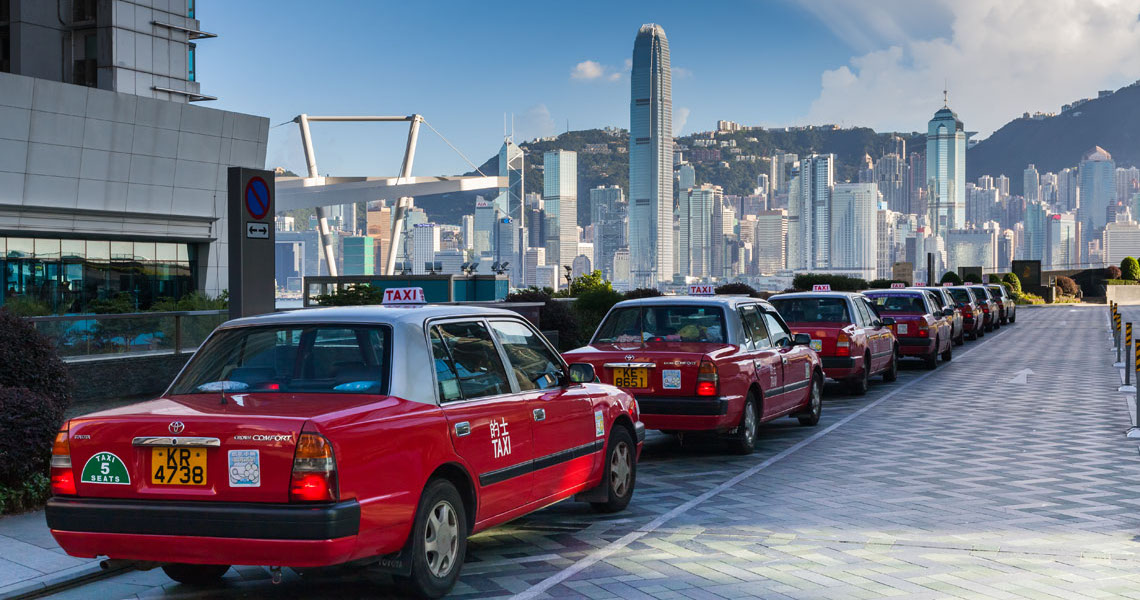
(1127, 323), (1134, 387)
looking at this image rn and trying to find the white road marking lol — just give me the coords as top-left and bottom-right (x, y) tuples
(1007, 368), (1034, 384)
(513, 329), (1010, 599)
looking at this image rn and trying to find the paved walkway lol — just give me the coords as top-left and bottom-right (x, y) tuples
(9, 304), (1140, 599)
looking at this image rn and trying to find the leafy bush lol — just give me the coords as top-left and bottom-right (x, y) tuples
(1015, 292), (1045, 305)
(1003, 272), (1022, 294)
(715, 282), (760, 297)
(623, 288), (663, 300)
(541, 299), (581, 351)
(867, 279), (908, 289)
(311, 284), (385, 306)
(0, 387), (63, 492)
(573, 288), (624, 339)
(1105, 279), (1140, 285)
(1055, 276), (1079, 297)
(0, 473), (50, 515)
(1105, 265), (1123, 280)
(962, 271), (983, 283)
(940, 271), (963, 285)
(506, 288), (555, 303)
(0, 310), (73, 408)
(792, 273), (868, 292)
(567, 271), (611, 297)
(1122, 257), (1140, 281)
(2, 297), (52, 317)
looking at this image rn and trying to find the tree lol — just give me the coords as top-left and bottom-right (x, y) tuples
(624, 288), (663, 300)
(714, 282), (760, 297)
(940, 271), (963, 285)
(1002, 272), (1022, 294)
(1123, 257), (1140, 281)
(1056, 276), (1079, 297)
(962, 271), (982, 284)
(567, 270), (612, 297)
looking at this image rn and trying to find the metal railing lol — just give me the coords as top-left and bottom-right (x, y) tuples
(27, 310), (228, 361)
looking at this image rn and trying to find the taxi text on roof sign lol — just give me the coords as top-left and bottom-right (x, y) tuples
(812, 284), (831, 292)
(890, 282), (905, 288)
(689, 284), (714, 295)
(942, 282), (953, 287)
(382, 287), (426, 305)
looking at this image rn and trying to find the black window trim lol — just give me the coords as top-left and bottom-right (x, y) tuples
(424, 316), (538, 407)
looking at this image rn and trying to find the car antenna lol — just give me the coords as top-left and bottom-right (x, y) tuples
(219, 385), (228, 405)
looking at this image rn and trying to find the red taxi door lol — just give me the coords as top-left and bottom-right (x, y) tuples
(763, 311), (810, 413)
(854, 297), (886, 372)
(431, 320), (535, 521)
(738, 304), (783, 419)
(487, 319), (597, 502)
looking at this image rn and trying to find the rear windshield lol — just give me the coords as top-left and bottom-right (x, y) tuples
(947, 288), (972, 304)
(594, 305), (727, 344)
(987, 286), (1006, 298)
(169, 325), (391, 395)
(769, 298), (850, 323)
(866, 293), (926, 314)
(969, 287), (990, 301)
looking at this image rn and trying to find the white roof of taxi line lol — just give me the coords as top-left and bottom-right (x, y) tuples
(612, 295), (771, 309)
(221, 305), (520, 329)
(769, 291), (863, 299)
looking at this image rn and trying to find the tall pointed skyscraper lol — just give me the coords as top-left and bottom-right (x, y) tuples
(629, 23), (673, 287)
(926, 92), (967, 236)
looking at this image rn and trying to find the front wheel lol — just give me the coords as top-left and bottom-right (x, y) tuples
(591, 426), (636, 513)
(847, 355), (870, 395)
(941, 339), (953, 362)
(395, 479), (467, 599)
(797, 376), (822, 426)
(727, 396), (759, 454)
(161, 564), (229, 586)
(882, 348), (898, 382)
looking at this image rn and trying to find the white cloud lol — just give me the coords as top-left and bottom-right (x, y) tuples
(516, 104), (556, 141)
(672, 67), (693, 79)
(798, 0), (1140, 137)
(571, 60), (623, 82)
(674, 107), (691, 136)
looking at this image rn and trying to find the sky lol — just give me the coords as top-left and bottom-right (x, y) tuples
(198, 0), (1140, 179)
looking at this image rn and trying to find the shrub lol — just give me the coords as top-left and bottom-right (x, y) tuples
(1105, 265), (1123, 280)
(573, 287), (624, 338)
(624, 288), (663, 300)
(714, 282), (760, 297)
(506, 288), (554, 303)
(867, 279), (908, 289)
(0, 473), (50, 515)
(541, 299), (581, 351)
(1015, 292), (1045, 305)
(1003, 272), (1022, 294)
(940, 271), (963, 285)
(311, 284), (384, 306)
(792, 273), (868, 292)
(0, 387), (63, 490)
(567, 270), (611, 297)
(0, 310), (72, 409)
(1122, 257), (1140, 281)
(1056, 276), (1079, 297)
(962, 271), (983, 284)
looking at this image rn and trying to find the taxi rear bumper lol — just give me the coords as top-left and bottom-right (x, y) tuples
(897, 337), (936, 356)
(636, 396), (732, 431)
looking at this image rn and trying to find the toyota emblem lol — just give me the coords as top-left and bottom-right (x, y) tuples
(169, 421), (185, 434)
(625, 354), (635, 361)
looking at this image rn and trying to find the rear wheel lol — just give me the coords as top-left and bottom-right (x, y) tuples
(591, 426), (636, 513)
(798, 376), (822, 426)
(161, 564), (229, 586)
(882, 348), (898, 382)
(847, 354), (871, 395)
(395, 479), (467, 599)
(924, 338), (939, 369)
(941, 338), (953, 362)
(727, 395), (758, 454)
(954, 328), (965, 346)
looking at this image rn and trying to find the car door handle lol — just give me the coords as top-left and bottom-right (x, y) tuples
(533, 408), (546, 422)
(782, 357), (788, 364)
(454, 422), (470, 437)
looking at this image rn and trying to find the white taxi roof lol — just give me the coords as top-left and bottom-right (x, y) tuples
(220, 304), (519, 329)
(610, 294), (774, 311)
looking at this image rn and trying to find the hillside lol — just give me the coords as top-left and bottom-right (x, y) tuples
(968, 82), (1140, 194)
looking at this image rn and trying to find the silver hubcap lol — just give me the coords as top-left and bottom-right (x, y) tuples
(812, 382), (821, 416)
(743, 402), (756, 444)
(610, 442), (632, 497)
(424, 500), (459, 578)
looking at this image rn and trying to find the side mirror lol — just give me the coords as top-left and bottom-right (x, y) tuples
(792, 332), (812, 347)
(567, 363), (596, 384)
(943, 308), (955, 317)
(881, 316), (896, 326)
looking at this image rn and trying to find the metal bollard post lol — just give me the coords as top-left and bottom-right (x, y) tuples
(1130, 338), (1140, 437)
(1125, 323), (1135, 390)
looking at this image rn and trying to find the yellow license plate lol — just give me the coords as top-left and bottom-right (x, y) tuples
(151, 447), (207, 486)
(612, 367), (648, 389)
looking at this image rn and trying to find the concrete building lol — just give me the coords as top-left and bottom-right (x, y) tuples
(589, 185), (626, 281)
(877, 207), (901, 280)
(1103, 221), (1140, 265)
(1023, 200), (1049, 262)
(791, 154), (834, 270)
(1023, 164), (1040, 203)
(1078, 146), (1116, 250)
(676, 163), (695, 194)
(876, 148), (908, 215)
(341, 236), (374, 276)
(612, 248), (631, 290)
(754, 209), (787, 275)
(410, 223), (440, 275)
(535, 264), (560, 291)
(926, 99), (967, 235)
(1046, 212), (1077, 270)
(497, 139), (524, 285)
(523, 246), (546, 288)
(0, 2), (267, 313)
(629, 23), (673, 286)
(678, 184), (720, 278)
(543, 149), (577, 276)
(829, 183), (878, 273)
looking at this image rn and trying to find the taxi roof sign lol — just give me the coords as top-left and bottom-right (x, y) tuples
(689, 284), (715, 295)
(382, 287), (426, 305)
(890, 282), (906, 289)
(812, 284), (831, 292)
(942, 282), (953, 287)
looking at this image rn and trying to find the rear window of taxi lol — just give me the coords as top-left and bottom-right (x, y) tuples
(769, 297), (850, 323)
(865, 293), (928, 314)
(594, 305), (727, 344)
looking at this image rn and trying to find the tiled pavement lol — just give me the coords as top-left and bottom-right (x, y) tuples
(29, 304), (1140, 599)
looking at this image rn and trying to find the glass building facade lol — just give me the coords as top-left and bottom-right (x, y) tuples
(1, 237), (197, 314)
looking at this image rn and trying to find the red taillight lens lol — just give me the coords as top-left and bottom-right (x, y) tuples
(290, 432), (338, 502)
(835, 332), (851, 356)
(918, 324), (929, 337)
(696, 360), (719, 397)
(50, 428), (76, 496)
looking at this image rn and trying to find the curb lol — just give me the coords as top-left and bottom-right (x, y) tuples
(0, 562), (132, 600)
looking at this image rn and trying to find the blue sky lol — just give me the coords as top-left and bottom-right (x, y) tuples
(199, 0), (1140, 177)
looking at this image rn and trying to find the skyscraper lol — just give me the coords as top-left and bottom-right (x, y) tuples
(754, 210), (788, 274)
(1023, 164), (1040, 203)
(498, 139), (525, 285)
(1078, 146), (1116, 246)
(590, 185), (627, 280)
(543, 150), (578, 274)
(678, 184), (720, 278)
(629, 23), (673, 286)
(926, 96), (967, 235)
(830, 183), (878, 276)
(800, 154), (835, 269)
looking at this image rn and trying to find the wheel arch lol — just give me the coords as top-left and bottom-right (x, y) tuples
(747, 382), (765, 415)
(428, 462), (477, 534)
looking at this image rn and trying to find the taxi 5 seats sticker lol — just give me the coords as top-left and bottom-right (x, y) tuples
(81, 451), (130, 485)
(595, 410), (605, 437)
(228, 449), (261, 487)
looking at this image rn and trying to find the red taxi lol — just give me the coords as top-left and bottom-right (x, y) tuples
(945, 286), (984, 339)
(864, 289), (953, 369)
(45, 299), (643, 598)
(564, 295), (823, 455)
(768, 291), (897, 394)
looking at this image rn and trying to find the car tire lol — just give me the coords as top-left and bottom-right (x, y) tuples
(941, 339), (953, 362)
(161, 564), (230, 586)
(1009, 312), (1016, 324)
(967, 330), (977, 341)
(924, 339), (939, 370)
(727, 394), (759, 454)
(847, 354), (871, 395)
(591, 426), (636, 513)
(882, 348), (898, 382)
(395, 479), (467, 599)
(977, 326), (985, 337)
(954, 329), (965, 346)
(798, 375), (823, 426)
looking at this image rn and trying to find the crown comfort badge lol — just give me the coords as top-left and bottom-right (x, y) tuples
(80, 451), (130, 485)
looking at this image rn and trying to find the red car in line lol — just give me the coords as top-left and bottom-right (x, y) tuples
(46, 302), (643, 598)
(564, 295), (823, 455)
(768, 291), (898, 395)
(945, 286), (984, 340)
(968, 285), (998, 332)
(864, 289), (954, 369)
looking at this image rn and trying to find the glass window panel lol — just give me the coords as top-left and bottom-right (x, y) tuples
(133, 242), (155, 262)
(7, 238), (32, 258)
(61, 239), (85, 259)
(34, 239), (60, 260)
(178, 244), (189, 262)
(156, 243), (177, 262)
(489, 320), (562, 391)
(86, 240), (110, 261)
(435, 321), (511, 399)
(110, 241), (132, 260)
(0, 238), (5, 256)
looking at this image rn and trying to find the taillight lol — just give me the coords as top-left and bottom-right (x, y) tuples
(290, 432), (338, 502)
(50, 426), (76, 496)
(835, 332), (851, 356)
(918, 323), (930, 337)
(696, 360), (719, 397)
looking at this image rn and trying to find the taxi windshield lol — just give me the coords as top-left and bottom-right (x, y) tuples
(169, 325), (391, 395)
(594, 305), (727, 344)
(769, 297), (850, 323)
(866, 293), (926, 314)
(947, 288), (972, 304)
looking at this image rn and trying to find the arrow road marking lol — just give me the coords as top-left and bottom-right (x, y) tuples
(1007, 368), (1034, 384)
